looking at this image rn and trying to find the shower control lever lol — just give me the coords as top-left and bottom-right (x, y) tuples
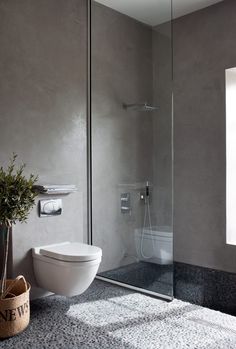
(121, 193), (131, 214)
(140, 192), (145, 201)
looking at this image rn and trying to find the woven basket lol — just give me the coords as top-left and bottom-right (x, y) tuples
(0, 275), (31, 338)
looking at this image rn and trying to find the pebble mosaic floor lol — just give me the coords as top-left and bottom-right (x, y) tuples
(99, 261), (173, 297)
(1, 279), (236, 349)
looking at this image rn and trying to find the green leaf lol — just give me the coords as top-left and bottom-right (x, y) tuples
(0, 154), (38, 226)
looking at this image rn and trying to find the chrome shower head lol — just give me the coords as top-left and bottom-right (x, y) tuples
(123, 102), (158, 112)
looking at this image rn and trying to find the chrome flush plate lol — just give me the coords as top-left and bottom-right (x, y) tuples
(39, 199), (62, 217)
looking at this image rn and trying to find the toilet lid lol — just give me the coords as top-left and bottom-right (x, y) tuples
(39, 242), (102, 262)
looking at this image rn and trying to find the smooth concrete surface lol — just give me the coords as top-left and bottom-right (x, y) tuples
(91, 2), (154, 272)
(0, 0), (88, 295)
(91, 2), (173, 273)
(173, 0), (236, 272)
(152, 22), (173, 228)
(3, 0), (234, 292)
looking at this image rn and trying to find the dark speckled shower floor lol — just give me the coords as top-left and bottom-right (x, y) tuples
(99, 261), (173, 297)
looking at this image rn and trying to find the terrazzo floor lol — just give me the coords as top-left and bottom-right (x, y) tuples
(99, 261), (173, 297)
(1, 279), (236, 349)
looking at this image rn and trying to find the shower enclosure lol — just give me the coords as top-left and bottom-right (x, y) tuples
(89, 0), (173, 299)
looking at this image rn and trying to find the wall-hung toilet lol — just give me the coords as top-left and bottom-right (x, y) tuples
(32, 242), (102, 297)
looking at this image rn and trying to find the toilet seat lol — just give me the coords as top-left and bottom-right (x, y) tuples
(32, 241), (102, 297)
(39, 242), (102, 262)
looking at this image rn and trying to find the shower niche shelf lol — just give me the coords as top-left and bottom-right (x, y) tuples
(33, 185), (78, 195)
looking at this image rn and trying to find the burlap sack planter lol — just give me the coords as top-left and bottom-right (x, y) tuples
(0, 276), (31, 338)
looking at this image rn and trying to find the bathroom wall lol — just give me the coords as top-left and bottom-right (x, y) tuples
(174, 0), (236, 273)
(91, 2), (153, 272)
(152, 22), (173, 229)
(0, 0), (88, 294)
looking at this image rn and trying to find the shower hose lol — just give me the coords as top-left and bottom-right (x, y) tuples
(140, 185), (155, 260)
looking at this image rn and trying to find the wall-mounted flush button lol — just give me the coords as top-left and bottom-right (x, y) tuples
(39, 199), (62, 217)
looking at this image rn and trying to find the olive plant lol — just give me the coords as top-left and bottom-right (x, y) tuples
(0, 154), (38, 298)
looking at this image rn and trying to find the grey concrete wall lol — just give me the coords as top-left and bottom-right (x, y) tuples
(0, 0), (88, 295)
(91, 2), (154, 272)
(174, 0), (236, 273)
(152, 22), (173, 229)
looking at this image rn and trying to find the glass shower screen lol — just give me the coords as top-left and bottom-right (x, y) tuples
(90, 0), (173, 299)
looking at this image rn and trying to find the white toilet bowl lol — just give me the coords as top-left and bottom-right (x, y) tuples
(32, 242), (102, 297)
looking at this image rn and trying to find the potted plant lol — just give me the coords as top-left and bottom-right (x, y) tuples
(0, 154), (38, 338)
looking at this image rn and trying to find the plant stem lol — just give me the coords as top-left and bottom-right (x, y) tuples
(0, 225), (10, 299)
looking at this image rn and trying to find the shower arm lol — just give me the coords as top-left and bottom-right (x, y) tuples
(123, 102), (158, 111)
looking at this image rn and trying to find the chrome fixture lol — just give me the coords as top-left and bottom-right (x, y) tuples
(140, 181), (151, 202)
(123, 102), (158, 112)
(121, 193), (131, 214)
(39, 199), (62, 217)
